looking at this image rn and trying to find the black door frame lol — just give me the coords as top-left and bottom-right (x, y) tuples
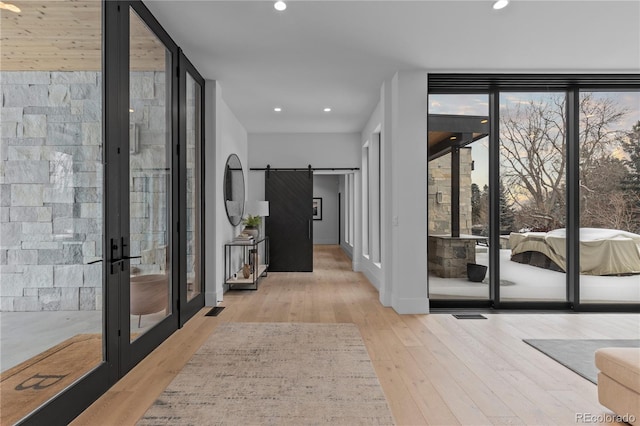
(19, 1), (205, 423)
(178, 51), (206, 326)
(116, 0), (180, 375)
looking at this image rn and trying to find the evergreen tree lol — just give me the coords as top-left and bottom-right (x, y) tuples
(620, 120), (640, 233)
(499, 180), (516, 233)
(471, 183), (481, 224)
(621, 120), (640, 192)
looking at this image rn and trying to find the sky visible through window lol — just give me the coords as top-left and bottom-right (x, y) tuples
(429, 92), (640, 189)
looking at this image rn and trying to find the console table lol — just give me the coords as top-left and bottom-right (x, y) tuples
(224, 237), (269, 290)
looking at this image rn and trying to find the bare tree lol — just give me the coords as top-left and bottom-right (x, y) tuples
(580, 156), (637, 232)
(500, 95), (566, 230)
(500, 93), (629, 231)
(579, 95), (628, 194)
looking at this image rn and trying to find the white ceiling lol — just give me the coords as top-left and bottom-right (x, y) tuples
(145, 0), (640, 134)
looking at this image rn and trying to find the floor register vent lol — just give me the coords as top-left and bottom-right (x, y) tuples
(205, 306), (226, 317)
(452, 314), (487, 320)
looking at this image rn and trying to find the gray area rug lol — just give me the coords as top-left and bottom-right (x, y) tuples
(138, 322), (395, 425)
(523, 339), (640, 384)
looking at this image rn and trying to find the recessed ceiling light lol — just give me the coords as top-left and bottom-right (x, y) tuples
(274, 1), (286, 11)
(493, 0), (509, 10)
(129, 108), (134, 113)
(480, 119), (488, 124)
(274, 107), (282, 112)
(0, 2), (20, 13)
(323, 107), (332, 112)
(450, 136), (457, 140)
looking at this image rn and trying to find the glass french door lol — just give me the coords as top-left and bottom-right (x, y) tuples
(108, 0), (205, 377)
(428, 91), (570, 306)
(497, 92), (568, 303)
(179, 54), (206, 324)
(117, 0), (205, 372)
(0, 1), (115, 424)
(1, 1), (205, 423)
(116, 1), (180, 373)
(127, 4), (173, 342)
(427, 94), (491, 301)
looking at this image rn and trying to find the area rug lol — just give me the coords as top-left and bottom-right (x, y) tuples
(1, 334), (102, 425)
(138, 322), (395, 425)
(523, 339), (640, 384)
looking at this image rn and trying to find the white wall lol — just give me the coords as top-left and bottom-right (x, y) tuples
(204, 80), (248, 306)
(248, 133), (360, 170)
(313, 175), (339, 245)
(358, 71), (429, 314)
(389, 71), (429, 314)
(243, 77), (429, 315)
(246, 133), (359, 263)
(247, 132), (360, 230)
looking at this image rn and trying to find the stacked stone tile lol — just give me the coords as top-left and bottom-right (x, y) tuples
(428, 149), (473, 234)
(0, 71), (169, 311)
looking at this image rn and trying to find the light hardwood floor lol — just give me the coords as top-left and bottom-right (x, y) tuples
(72, 245), (639, 425)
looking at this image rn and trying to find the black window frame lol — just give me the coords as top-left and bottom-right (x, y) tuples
(428, 74), (640, 313)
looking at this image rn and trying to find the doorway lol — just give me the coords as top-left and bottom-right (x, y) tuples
(0, 1), (206, 423)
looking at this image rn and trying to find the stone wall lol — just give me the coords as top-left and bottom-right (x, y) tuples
(129, 71), (170, 277)
(428, 236), (477, 278)
(428, 148), (472, 235)
(1, 71), (103, 311)
(0, 70), (168, 311)
(185, 80), (198, 284)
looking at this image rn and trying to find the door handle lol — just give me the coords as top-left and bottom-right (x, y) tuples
(111, 255), (141, 263)
(308, 220), (311, 240)
(109, 255), (141, 273)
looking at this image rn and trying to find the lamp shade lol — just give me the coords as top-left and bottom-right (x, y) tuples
(245, 200), (269, 217)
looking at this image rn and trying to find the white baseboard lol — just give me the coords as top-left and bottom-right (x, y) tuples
(379, 289), (392, 307)
(391, 295), (430, 314)
(314, 239), (338, 245)
(205, 290), (222, 307)
(340, 242), (353, 258)
(361, 263), (382, 291)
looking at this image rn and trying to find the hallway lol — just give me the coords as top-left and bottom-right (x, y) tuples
(73, 245), (635, 425)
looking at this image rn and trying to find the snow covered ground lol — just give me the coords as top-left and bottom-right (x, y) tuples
(429, 249), (640, 303)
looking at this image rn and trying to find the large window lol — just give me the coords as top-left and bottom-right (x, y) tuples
(499, 92), (567, 302)
(370, 132), (381, 264)
(579, 91), (640, 304)
(428, 74), (640, 310)
(362, 143), (369, 257)
(361, 133), (382, 264)
(427, 95), (490, 300)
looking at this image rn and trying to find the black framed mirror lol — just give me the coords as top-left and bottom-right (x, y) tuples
(224, 153), (245, 226)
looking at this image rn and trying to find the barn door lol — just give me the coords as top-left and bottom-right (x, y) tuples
(265, 170), (313, 272)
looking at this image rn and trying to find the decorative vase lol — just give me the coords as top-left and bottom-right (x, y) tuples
(242, 263), (251, 279)
(243, 226), (259, 239)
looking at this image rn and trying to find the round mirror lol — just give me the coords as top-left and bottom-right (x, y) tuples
(224, 154), (245, 226)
